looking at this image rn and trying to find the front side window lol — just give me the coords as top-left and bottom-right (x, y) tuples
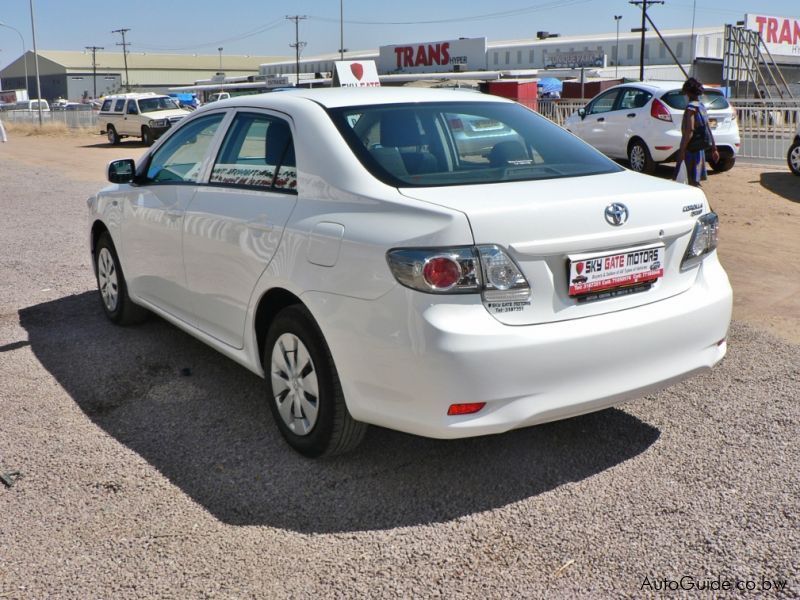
(588, 90), (620, 114)
(210, 113), (297, 192)
(145, 113), (225, 183)
(126, 101), (138, 115)
(328, 101), (620, 187)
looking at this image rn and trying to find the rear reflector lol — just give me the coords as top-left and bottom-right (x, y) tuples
(447, 402), (486, 416)
(655, 146), (672, 150)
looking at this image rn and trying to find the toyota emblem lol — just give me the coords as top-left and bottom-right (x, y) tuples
(604, 203), (629, 226)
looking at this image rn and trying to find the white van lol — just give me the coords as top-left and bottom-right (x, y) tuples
(99, 93), (190, 145)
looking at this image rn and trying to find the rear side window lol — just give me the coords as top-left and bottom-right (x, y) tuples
(661, 90), (730, 110)
(210, 113), (297, 192)
(328, 101), (621, 187)
(101, 99), (112, 112)
(618, 89), (653, 109)
(113, 99), (125, 112)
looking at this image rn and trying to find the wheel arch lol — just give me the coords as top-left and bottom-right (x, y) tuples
(254, 287), (305, 365)
(627, 135), (650, 154)
(90, 220), (110, 267)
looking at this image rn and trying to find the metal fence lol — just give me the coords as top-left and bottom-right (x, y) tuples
(2, 109), (99, 130)
(731, 99), (798, 162)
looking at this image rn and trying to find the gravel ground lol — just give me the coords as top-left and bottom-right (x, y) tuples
(1, 157), (798, 598)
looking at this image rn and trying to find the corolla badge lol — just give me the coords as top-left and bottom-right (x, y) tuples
(604, 203), (629, 226)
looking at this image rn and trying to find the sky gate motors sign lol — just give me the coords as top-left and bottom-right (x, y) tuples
(746, 13), (800, 57)
(378, 37), (487, 74)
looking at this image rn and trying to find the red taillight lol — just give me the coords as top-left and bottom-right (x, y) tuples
(447, 402), (486, 416)
(650, 99), (673, 122)
(448, 118), (464, 130)
(422, 257), (462, 290)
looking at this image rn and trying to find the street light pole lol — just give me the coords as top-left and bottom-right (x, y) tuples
(0, 22), (29, 96)
(28, 0), (43, 126)
(614, 15), (622, 78)
(339, 0), (344, 61)
(218, 47), (223, 72)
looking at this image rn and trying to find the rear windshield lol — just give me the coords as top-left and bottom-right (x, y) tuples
(327, 101), (621, 187)
(138, 96), (180, 113)
(661, 90), (730, 111)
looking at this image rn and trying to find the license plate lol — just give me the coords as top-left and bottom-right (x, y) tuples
(568, 245), (664, 297)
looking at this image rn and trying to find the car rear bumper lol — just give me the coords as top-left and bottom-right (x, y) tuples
(304, 254), (732, 439)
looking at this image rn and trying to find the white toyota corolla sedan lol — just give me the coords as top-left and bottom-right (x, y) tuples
(88, 87), (732, 457)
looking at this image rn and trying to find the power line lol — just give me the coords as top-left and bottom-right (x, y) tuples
(111, 28), (131, 91)
(134, 19), (285, 52)
(85, 45), (103, 99)
(286, 15), (307, 86)
(309, 0), (594, 26)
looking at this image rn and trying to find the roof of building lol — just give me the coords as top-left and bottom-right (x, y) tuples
(20, 50), (287, 71)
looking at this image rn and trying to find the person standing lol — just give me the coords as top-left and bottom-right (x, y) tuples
(673, 77), (718, 187)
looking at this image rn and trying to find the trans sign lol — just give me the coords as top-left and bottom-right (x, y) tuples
(378, 37), (487, 73)
(746, 13), (800, 57)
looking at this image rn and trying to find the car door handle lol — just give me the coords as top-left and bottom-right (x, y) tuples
(627, 113), (636, 118)
(165, 209), (183, 219)
(596, 117), (605, 122)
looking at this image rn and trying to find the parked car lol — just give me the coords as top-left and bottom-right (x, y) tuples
(564, 81), (740, 174)
(88, 88), (732, 457)
(788, 122), (800, 176)
(9, 99), (50, 112)
(99, 92), (191, 145)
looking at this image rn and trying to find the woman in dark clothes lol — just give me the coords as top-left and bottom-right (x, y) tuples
(674, 77), (719, 187)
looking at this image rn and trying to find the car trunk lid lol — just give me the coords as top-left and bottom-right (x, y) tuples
(399, 170), (708, 325)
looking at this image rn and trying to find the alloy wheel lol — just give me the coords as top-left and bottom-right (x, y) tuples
(629, 145), (645, 172)
(270, 333), (320, 436)
(790, 145), (800, 175)
(97, 247), (119, 312)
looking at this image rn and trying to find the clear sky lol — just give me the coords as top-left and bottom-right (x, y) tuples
(1, 0), (798, 68)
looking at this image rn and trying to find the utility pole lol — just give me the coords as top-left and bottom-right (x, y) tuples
(218, 47), (223, 72)
(29, 0), (43, 126)
(629, 0), (663, 81)
(111, 28), (131, 91)
(85, 45), (103, 100)
(286, 15), (307, 86)
(614, 15), (622, 78)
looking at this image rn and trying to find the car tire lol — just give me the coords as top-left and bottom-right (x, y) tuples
(628, 139), (655, 174)
(707, 149), (735, 172)
(788, 142), (800, 176)
(94, 232), (148, 325)
(107, 125), (120, 145)
(141, 125), (153, 146)
(264, 305), (367, 457)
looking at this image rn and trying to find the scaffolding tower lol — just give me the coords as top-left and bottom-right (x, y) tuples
(723, 24), (793, 99)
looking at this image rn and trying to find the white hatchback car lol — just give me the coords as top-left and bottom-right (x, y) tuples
(88, 88), (732, 457)
(564, 81), (740, 174)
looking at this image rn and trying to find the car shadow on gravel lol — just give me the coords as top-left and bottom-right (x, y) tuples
(20, 292), (660, 533)
(759, 172), (800, 203)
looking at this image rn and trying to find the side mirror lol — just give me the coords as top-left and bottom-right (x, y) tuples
(108, 159), (136, 184)
(578, 108), (587, 119)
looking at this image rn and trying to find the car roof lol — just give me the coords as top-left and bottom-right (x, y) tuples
(611, 80), (725, 95)
(209, 87), (509, 110)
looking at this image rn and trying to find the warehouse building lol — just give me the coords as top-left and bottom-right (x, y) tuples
(0, 50), (286, 101)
